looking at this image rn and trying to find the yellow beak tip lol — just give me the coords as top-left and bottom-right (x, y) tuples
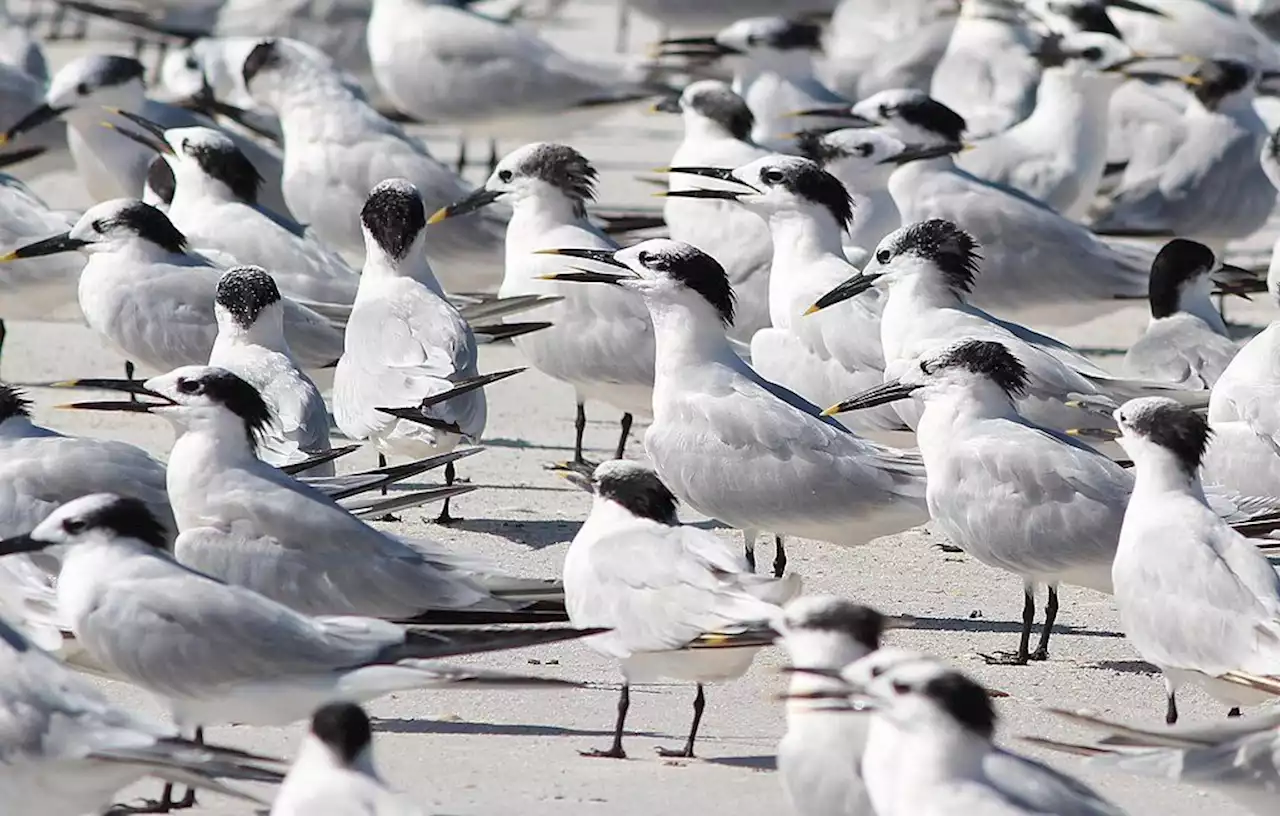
(802, 305), (821, 316)
(47, 380), (78, 388)
(533, 249), (561, 256)
(534, 273), (558, 280)
(0, 251), (18, 263)
(819, 406), (840, 417)
(425, 208), (450, 225)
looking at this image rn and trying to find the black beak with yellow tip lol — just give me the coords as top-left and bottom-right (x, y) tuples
(879, 142), (967, 165)
(786, 106), (876, 127)
(1064, 427), (1123, 441)
(533, 247), (632, 284)
(804, 272), (883, 315)
(823, 380), (921, 417)
(0, 232), (90, 262)
(0, 531), (48, 557)
(653, 35), (743, 60)
(0, 102), (70, 146)
(49, 378), (177, 413)
(655, 166), (758, 201)
(102, 109), (175, 156)
(428, 188), (504, 224)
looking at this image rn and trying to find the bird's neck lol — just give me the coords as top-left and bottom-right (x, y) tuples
(508, 193), (589, 239)
(169, 167), (242, 221)
(214, 315), (290, 357)
(649, 299), (740, 384)
(1130, 450), (1208, 506)
(360, 249), (445, 297)
(58, 535), (170, 628)
(1023, 68), (1114, 138)
(880, 274), (962, 355)
(767, 209), (849, 262)
(881, 722), (990, 800)
(681, 115), (742, 147)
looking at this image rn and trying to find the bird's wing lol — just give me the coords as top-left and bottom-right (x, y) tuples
(983, 750), (1128, 816)
(569, 521), (782, 654)
(1121, 318), (1237, 389)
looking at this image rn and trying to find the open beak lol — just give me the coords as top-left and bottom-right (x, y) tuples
(533, 248), (632, 284)
(0, 102), (70, 145)
(1064, 427), (1122, 441)
(823, 380), (920, 416)
(0, 232), (90, 262)
(804, 272), (883, 315)
(50, 378), (177, 413)
(102, 109), (174, 156)
(1211, 263), (1262, 297)
(653, 35), (743, 60)
(787, 107), (875, 127)
(428, 188), (504, 224)
(660, 166), (758, 189)
(881, 142), (966, 165)
(1122, 70), (1204, 88)
(0, 532), (48, 557)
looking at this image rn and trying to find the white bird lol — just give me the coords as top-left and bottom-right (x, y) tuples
(430, 143), (654, 469)
(0, 171), (82, 341)
(657, 17), (851, 150)
(856, 657), (1127, 816)
(1031, 707), (1280, 816)
(239, 38), (506, 289)
(0, 493), (595, 728)
(654, 80), (773, 342)
(211, 265), (333, 475)
(794, 128), (908, 254)
(110, 113), (361, 306)
(957, 31), (1139, 219)
(0, 198), (346, 377)
(367, 0), (658, 139)
(803, 90), (1156, 323)
(0, 613), (287, 816)
(806, 219), (1189, 433)
(335, 179), (517, 523)
(819, 0), (957, 101)
(560, 459), (797, 758)
(1094, 59), (1277, 249)
(826, 339), (1129, 663)
(272, 702), (422, 816)
(1121, 239), (1239, 388)
(1, 53), (290, 215)
(59, 365), (552, 622)
(537, 239), (928, 576)
(775, 596), (885, 816)
(1112, 396), (1280, 723)
(662, 155), (905, 441)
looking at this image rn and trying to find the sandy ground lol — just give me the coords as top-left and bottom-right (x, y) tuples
(4, 1), (1279, 814)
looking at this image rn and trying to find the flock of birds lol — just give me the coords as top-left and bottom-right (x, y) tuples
(5, 0), (1280, 814)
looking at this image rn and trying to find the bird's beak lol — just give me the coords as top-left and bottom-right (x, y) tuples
(823, 380), (920, 416)
(1257, 70), (1280, 97)
(1106, 0), (1167, 15)
(804, 272), (883, 314)
(880, 142), (966, 165)
(657, 188), (748, 201)
(50, 378), (178, 412)
(1104, 53), (1200, 73)
(1211, 263), (1261, 296)
(428, 188), (504, 224)
(787, 107), (876, 127)
(0, 532), (48, 556)
(0, 232), (90, 262)
(533, 247), (632, 284)
(548, 465), (594, 493)
(777, 665), (845, 679)
(1122, 70), (1203, 88)
(650, 95), (682, 114)
(653, 35), (743, 59)
(534, 247), (627, 266)
(659, 166), (758, 189)
(0, 102), (70, 145)
(1064, 427), (1122, 441)
(101, 109), (175, 156)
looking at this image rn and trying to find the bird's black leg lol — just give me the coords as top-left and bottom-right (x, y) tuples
(1029, 586), (1058, 661)
(657, 684), (705, 758)
(435, 460), (459, 524)
(455, 138), (468, 175)
(0, 318), (7, 370)
(125, 361), (138, 403)
(169, 726), (202, 808)
(615, 412), (633, 459)
(574, 400), (588, 464)
(1165, 686), (1179, 725)
(743, 529), (757, 573)
(376, 453), (401, 523)
(487, 139), (500, 174)
(772, 535), (787, 578)
(582, 683), (629, 758)
(981, 588), (1035, 665)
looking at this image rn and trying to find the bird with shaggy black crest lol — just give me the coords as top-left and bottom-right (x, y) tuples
(654, 80), (773, 341)
(807, 219), (1200, 435)
(794, 128), (909, 254)
(663, 154), (905, 442)
(431, 143), (654, 472)
(559, 459), (799, 759)
(537, 238), (928, 576)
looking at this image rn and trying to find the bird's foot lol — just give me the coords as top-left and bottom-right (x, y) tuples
(106, 790), (196, 814)
(1028, 646), (1050, 661)
(434, 509), (461, 525)
(375, 513), (402, 523)
(979, 651), (1029, 666)
(655, 745), (695, 759)
(580, 746), (626, 759)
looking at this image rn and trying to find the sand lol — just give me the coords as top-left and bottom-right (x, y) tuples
(5, 1), (1276, 813)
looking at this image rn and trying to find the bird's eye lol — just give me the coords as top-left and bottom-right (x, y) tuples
(176, 378), (201, 394)
(91, 219), (105, 233)
(760, 168), (784, 185)
(919, 360), (929, 374)
(62, 518), (85, 534)
(180, 139), (190, 154)
(876, 249), (891, 264)
(891, 680), (911, 694)
(870, 665), (886, 678)
(497, 170), (513, 183)
(879, 104), (893, 119)
(76, 82), (89, 95)
(637, 250), (653, 265)
(1081, 47), (1103, 61)
(184, 55), (199, 70)
(855, 144), (872, 158)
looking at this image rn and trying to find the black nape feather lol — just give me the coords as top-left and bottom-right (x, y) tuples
(311, 703), (372, 764)
(895, 97), (967, 143)
(760, 20), (823, 51)
(80, 495), (168, 550)
(686, 85), (755, 142)
(242, 39), (282, 87)
(882, 219), (982, 295)
(179, 369), (274, 450)
(361, 179), (426, 260)
(103, 201), (188, 254)
(216, 266), (282, 329)
(0, 383), (32, 421)
(930, 340), (1030, 398)
(790, 600), (885, 650)
(1124, 399), (1212, 474)
(1148, 239), (1215, 320)
(184, 137), (264, 203)
(517, 144), (597, 216)
(85, 55), (145, 90)
(595, 465), (679, 525)
(1061, 3), (1122, 38)
(1191, 59), (1255, 110)
(764, 160), (854, 232)
(647, 244), (736, 327)
(923, 672), (996, 739)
